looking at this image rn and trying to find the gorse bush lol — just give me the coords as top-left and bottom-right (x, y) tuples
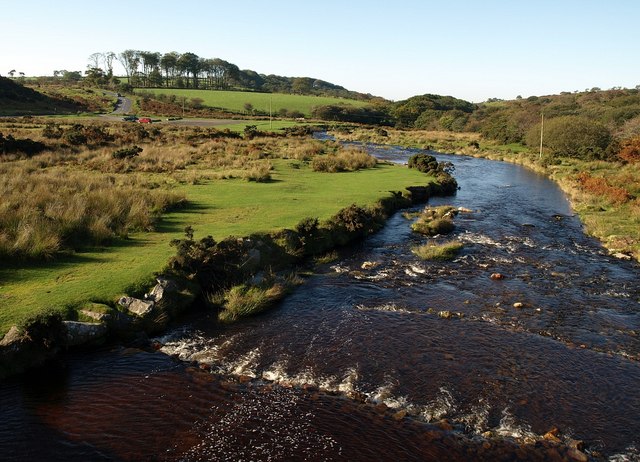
(112, 145), (143, 159)
(0, 132), (47, 156)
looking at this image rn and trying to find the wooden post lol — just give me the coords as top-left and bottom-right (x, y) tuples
(539, 112), (544, 160)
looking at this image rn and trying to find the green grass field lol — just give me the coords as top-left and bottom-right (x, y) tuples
(0, 160), (432, 335)
(135, 88), (370, 117)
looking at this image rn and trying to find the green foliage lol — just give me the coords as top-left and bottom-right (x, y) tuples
(310, 104), (391, 124)
(408, 153), (438, 172)
(392, 94), (475, 128)
(527, 116), (613, 160)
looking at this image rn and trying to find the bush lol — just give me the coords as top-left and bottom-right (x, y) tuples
(0, 133), (47, 156)
(411, 206), (457, 236)
(408, 153), (438, 173)
(112, 146), (143, 160)
(526, 116), (613, 160)
(618, 136), (640, 163)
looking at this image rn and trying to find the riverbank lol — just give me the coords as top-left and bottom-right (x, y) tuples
(0, 159), (451, 378)
(331, 127), (640, 262)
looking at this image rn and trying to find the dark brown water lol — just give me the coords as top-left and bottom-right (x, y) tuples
(1, 145), (639, 461)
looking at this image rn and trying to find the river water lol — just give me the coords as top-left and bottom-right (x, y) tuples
(1, 144), (639, 461)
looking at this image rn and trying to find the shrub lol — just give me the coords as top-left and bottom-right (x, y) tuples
(62, 124), (87, 145)
(408, 153), (439, 173)
(0, 132), (47, 156)
(412, 241), (463, 260)
(42, 123), (63, 139)
(575, 172), (631, 205)
(526, 116), (613, 160)
(411, 206), (457, 236)
(618, 136), (640, 163)
(112, 146), (143, 160)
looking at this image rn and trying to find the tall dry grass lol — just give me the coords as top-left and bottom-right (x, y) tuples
(0, 163), (185, 260)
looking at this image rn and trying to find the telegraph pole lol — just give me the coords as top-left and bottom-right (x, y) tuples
(269, 96), (273, 130)
(539, 112), (544, 160)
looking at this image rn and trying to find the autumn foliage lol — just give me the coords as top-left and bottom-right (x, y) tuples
(575, 172), (631, 205)
(617, 136), (640, 163)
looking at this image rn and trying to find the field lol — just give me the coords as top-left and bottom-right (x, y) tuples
(135, 88), (371, 117)
(0, 122), (433, 335)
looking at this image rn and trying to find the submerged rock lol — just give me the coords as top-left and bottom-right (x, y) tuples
(490, 273), (505, 280)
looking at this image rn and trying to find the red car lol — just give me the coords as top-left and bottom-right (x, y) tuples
(138, 117), (152, 124)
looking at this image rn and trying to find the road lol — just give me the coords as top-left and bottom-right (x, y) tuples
(101, 90), (242, 127)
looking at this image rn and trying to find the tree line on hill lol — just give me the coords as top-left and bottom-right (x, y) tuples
(375, 89), (640, 162)
(84, 50), (374, 101)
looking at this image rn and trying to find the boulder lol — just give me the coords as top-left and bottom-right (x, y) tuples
(490, 273), (505, 280)
(118, 296), (155, 316)
(63, 321), (108, 347)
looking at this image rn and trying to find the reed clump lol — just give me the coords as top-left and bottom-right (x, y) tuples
(412, 241), (464, 261)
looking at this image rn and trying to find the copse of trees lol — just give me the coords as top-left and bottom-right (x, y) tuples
(87, 50), (374, 101)
(525, 116), (613, 160)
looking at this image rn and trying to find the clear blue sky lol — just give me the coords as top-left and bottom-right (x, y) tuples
(2, 0), (639, 102)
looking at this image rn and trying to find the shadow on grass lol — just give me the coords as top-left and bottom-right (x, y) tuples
(0, 201), (216, 286)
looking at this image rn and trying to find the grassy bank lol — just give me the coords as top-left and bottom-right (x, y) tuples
(331, 127), (640, 261)
(0, 123), (434, 336)
(135, 88), (370, 117)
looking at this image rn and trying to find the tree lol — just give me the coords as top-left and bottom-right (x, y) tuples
(117, 49), (140, 84)
(8, 69), (15, 78)
(139, 51), (161, 87)
(292, 77), (314, 95)
(104, 52), (116, 76)
(527, 116), (612, 160)
(160, 52), (179, 87)
(177, 52), (200, 88)
(244, 102), (254, 114)
(88, 52), (103, 71)
(62, 70), (82, 82)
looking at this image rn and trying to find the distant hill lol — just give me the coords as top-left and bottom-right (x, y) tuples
(0, 77), (85, 115)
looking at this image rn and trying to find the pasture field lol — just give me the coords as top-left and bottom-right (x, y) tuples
(0, 126), (433, 335)
(135, 88), (371, 116)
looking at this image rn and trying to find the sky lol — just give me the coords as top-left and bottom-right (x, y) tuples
(1, 0), (639, 102)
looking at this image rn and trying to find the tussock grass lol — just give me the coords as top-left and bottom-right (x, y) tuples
(216, 283), (285, 323)
(412, 241), (464, 261)
(311, 147), (377, 172)
(0, 162), (185, 260)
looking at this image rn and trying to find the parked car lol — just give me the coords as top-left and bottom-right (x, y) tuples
(122, 115), (138, 122)
(138, 118), (152, 124)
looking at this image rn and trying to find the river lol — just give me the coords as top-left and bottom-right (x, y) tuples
(1, 144), (639, 461)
